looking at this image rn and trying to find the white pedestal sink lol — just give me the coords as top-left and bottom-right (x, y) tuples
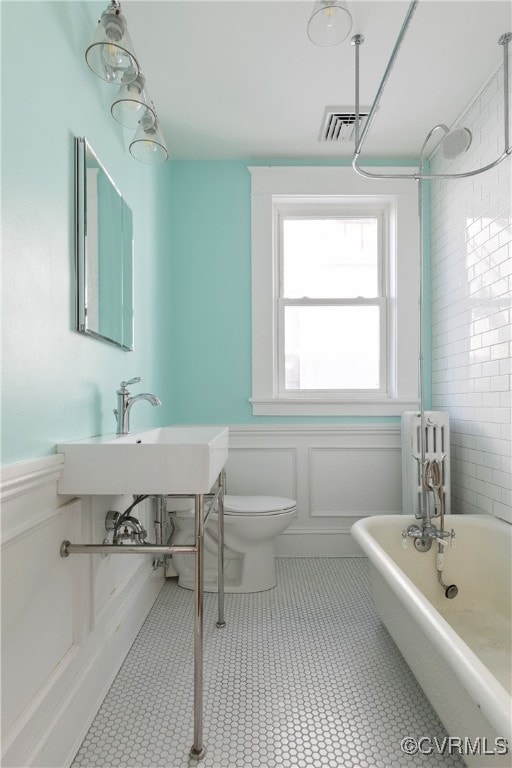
(57, 426), (229, 495)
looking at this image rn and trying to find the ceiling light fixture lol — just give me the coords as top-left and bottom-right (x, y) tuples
(307, 0), (353, 47)
(85, 1), (169, 164)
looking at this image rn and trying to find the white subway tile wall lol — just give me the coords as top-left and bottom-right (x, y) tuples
(430, 55), (512, 523)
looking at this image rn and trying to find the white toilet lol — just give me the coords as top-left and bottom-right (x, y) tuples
(169, 495), (296, 593)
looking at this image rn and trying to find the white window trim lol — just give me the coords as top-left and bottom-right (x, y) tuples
(248, 166), (421, 416)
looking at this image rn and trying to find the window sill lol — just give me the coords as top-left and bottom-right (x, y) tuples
(250, 398), (420, 416)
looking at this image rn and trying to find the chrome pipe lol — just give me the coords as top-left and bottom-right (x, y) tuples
(203, 482), (222, 526)
(190, 494), (206, 761)
(352, 7), (512, 180)
(216, 470), (226, 628)
(154, 495), (166, 545)
(354, 0), (419, 156)
(353, 149), (510, 181)
(60, 541), (197, 556)
(351, 33), (364, 152)
(417, 173), (428, 524)
(165, 493), (215, 498)
(500, 33), (511, 153)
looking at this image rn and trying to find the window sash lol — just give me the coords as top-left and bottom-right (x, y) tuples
(278, 208), (385, 301)
(277, 297), (387, 398)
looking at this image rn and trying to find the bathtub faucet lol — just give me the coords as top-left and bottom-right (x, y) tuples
(114, 377), (161, 435)
(402, 522), (455, 552)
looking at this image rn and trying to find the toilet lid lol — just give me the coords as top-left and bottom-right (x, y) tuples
(223, 495), (296, 515)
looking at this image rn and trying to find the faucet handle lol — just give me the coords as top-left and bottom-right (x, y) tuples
(119, 377), (142, 391)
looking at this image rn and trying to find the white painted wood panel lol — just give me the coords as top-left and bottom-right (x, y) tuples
(1, 500), (82, 736)
(0, 455), (163, 768)
(309, 447), (402, 516)
(226, 425), (402, 556)
(225, 447), (297, 499)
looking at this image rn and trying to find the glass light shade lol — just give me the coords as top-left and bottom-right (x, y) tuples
(85, 5), (139, 84)
(111, 71), (156, 129)
(129, 116), (169, 165)
(307, 0), (353, 46)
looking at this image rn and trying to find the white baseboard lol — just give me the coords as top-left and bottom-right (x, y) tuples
(275, 527), (364, 557)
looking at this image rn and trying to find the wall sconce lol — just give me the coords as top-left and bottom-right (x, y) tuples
(129, 114), (169, 165)
(85, 0), (169, 164)
(307, 0), (353, 46)
(85, 1), (139, 83)
(111, 70), (156, 130)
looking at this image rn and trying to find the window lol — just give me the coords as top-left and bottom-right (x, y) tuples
(249, 167), (420, 416)
(278, 208), (386, 395)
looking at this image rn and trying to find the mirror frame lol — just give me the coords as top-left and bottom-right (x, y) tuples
(75, 136), (134, 351)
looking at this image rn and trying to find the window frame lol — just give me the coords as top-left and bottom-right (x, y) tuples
(248, 166), (421, 416)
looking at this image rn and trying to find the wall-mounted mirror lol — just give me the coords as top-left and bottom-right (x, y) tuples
(75, 137), (134, 350)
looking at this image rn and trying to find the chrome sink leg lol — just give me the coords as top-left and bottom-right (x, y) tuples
(190, 493), (206, 761)
(154, 495), (166, 545)
(216, 470), (226, 628)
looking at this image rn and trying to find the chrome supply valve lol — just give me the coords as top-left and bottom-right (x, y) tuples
(115, 517), (148, 544)
(105, 509), (147, 545)
(403, 523), (423, 538)
(402, 522), (455, 553)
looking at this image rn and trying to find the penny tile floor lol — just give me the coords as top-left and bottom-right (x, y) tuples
(72, 558), (464, 768)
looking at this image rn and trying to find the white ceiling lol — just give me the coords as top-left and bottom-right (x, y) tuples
(122, 0), (512, 160)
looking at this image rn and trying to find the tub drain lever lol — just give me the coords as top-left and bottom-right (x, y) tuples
(436, 544), (458, 599)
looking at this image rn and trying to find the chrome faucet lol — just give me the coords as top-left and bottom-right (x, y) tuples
(114, 377), (161, 435)
(402, 522), (455, 551)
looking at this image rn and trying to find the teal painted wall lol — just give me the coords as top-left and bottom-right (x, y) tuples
(1, 2), (431, 465)
(169, 159), (428, 425)
(1, 1), (173, 465)
(169, 161), (252, 422)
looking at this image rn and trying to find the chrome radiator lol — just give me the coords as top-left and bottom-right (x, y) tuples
(401, 411), (450, 517)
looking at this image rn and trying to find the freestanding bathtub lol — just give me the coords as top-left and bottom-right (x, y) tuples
(351, 514), (511, 768)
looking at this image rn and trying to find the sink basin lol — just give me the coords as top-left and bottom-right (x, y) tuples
(57, 426), (229, 495)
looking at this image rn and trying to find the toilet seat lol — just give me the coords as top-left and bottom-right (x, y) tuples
(173, 495), (296, 520)
(223, 495), (296, 516)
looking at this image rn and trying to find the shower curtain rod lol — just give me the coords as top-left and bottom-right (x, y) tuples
(351, 0), (512, 181)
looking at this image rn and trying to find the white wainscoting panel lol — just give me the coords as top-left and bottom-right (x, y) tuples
(309, 447), (402, 516)
(225, 447), (297, 499)
(225, 425), (402, 556)
(0, 455), (163, 768)
(1, 498), (82, 738)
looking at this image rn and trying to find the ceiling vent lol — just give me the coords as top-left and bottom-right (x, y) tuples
(319, 106), (371, 142)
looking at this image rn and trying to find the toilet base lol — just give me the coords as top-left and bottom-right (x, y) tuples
(170, 496), (296, 594)
(171, 543), (278, 594)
